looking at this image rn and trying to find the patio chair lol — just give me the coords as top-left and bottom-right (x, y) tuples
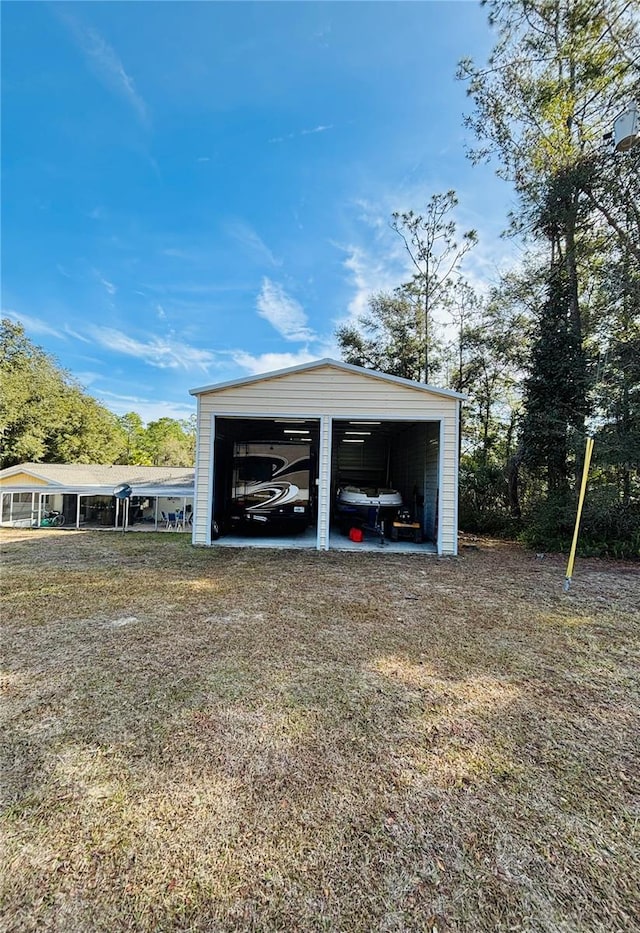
(167, 512), (177, 530)
(161, 511), (173, 530)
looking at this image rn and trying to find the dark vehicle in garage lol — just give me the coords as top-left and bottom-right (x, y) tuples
(228, 441), (313, 532)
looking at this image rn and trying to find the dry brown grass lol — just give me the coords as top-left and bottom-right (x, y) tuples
(1, 528), (639, 932)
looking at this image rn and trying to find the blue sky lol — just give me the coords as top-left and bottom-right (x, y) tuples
(2, 1), (517, 422)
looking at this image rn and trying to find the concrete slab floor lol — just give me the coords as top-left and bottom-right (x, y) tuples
(329, 532), (437, 555)
(210, 526), (437, 554)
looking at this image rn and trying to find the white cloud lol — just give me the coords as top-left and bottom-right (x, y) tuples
(61, 14), (148, 123)
(301, 124), (333, 135)
(2, 310), (65, 339)
(97, 390), (196, 423)
(338, 244), (402, 323)
(161, 248), (196, 260)
(227, 221), (281, 268)
(98, 275), (117, 296)
(256, 279), (315, 342)
(75, 370), (101, 387)
(270, 124), (334, 143)
(90, 327), (215, 372)
(231, 349), (320, 376)
(64, 326), (91, 344)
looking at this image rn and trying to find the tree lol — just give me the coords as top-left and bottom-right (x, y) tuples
(118, 412), (151, 465)
(461, 292), (528, 465)
(47, 387), (127, 464)
(144, 417), (194, 467)
(590, 240), (640, 505)
(459, 0), (638, 334)
(0, 319), (125, 467)
(336, 292), (425, 382)
(521, 265), (589, 490)
(444, 281), (530, 527)
(458, 0), (639, 537)
(391, 190), (477, 383)
(1, 319), (64, 464)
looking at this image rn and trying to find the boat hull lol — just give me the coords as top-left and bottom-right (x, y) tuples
(336, 486), (403, 529)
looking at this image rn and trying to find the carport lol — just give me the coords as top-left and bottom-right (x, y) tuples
(0, 464), (195, 531)
(190, 359), (464, 555)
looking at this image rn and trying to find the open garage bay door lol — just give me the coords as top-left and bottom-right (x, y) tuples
(212, 417), (320, 546)
(330, 419), (439, 551)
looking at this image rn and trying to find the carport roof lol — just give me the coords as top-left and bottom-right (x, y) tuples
(0, 463), (194, 491)
(190, 357), (467, 401)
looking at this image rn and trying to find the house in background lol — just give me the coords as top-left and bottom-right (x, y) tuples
(0, 463), (194, 530)
(190, 358), (464, 555)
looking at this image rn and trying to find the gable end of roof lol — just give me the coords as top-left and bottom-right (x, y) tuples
(190, 358), (466, 401)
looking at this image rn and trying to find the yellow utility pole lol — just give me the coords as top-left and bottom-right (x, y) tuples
(563, 436), (594, 592)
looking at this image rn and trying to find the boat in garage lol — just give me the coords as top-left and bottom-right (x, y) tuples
(335, 484), (402, 529)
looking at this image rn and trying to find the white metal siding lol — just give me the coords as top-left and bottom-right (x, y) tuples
(440, 416), (458, 554)
(192, 410), (212, 545)
(198, 367), (452, 418)
(317, 417), (332, 549)
(193, 365), (459, 554)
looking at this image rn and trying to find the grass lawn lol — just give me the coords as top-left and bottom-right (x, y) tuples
(1, 529), (639, 932)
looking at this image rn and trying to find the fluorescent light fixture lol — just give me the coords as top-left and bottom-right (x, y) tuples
(284, 429), (310, 434)
(345, 431), (371, 435)
(348, 421), (380, 425)
(274, 419), (309, 423)
(342, 438), (364, 443)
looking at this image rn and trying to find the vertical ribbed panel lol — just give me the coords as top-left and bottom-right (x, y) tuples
(317, 416), (332, 549)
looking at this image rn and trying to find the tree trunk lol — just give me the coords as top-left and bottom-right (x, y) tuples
(506, 447), (523, 518)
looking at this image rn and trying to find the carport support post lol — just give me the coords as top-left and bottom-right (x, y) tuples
(9, 493), (14, 525)
(76, 495), (81, 529)
(31, 492), (35, 523)
(154, 497), (159, 530)
(114, 498), (119, 529)
(37, 493), (43, 527)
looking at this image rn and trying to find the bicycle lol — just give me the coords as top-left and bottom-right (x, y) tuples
(37, 510), (66, 527)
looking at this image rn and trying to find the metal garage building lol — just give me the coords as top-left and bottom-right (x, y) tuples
(190, 358), (464, 555)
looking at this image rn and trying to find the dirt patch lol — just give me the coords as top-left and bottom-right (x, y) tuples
(1, 529), (639, 932)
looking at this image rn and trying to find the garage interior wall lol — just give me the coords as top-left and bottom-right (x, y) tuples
(389, 423), (440, 541)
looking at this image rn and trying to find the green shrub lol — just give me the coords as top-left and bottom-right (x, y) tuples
(520, 488), (640, 558)
(459, 460), (520, 537)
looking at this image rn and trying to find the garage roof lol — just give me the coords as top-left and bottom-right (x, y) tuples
(190, 358), (467, 401)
